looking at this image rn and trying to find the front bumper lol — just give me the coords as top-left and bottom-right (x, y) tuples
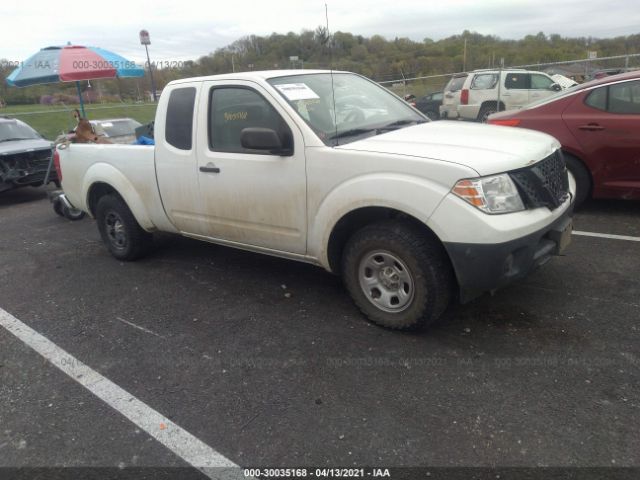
(443, 204), (574, 303)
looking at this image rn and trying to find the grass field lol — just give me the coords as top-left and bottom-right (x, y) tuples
(1, 103), (157, 140)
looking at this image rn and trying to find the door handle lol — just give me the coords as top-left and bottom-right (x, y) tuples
(578, 124), (604, 131)
(199, 164), (221, 173)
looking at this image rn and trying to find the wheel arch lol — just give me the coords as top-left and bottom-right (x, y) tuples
(481, 100), (506, 110)
(83, 164), (155, 230)
(325, 206), (453, 277)
(561, 150), (593, 203)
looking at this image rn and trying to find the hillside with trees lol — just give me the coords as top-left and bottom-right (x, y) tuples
(2, 30), (639, 105)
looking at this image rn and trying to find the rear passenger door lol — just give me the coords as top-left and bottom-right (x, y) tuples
(193, 80), (308, 254)
(501, 73), (530, 109)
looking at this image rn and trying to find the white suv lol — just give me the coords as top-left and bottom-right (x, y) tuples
(455, 69), (562, 122)
(439, 73), (468, 119)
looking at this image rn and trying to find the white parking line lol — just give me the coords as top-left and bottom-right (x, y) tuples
(0, 307), (245, 480)
(573, 230), (640, 242)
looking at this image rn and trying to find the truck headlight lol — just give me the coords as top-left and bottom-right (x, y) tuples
(452, 173), (525, 214)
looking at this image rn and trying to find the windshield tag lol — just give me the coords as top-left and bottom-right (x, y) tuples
(274, 83), (320, 101)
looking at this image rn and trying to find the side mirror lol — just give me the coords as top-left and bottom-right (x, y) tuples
(240, 127), (292, 155)
(550, 83), (562, 92)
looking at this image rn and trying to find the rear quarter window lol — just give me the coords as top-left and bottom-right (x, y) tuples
(445, 76), (467, 92)
(585, 87), (607, 111)
(471, 74), (498, 90)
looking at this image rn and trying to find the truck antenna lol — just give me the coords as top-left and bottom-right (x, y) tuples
(326, 3), (338, 144)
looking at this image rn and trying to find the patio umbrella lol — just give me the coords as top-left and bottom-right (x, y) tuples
(6, 44), (145, 116)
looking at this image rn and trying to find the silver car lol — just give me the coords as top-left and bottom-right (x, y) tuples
(90, 118), (142, 144)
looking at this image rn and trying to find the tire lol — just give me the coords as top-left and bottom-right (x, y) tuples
(341, 220), (454, 330)
(53, 199), (65, 217)
(564, 153), (591, 207)
(425, 110), (439, 121)
(477, 105), (498, 123)
(96, 194), (152, 261)
(62, 205), (86, 221)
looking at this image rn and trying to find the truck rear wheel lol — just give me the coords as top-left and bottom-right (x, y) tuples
(96, 194), (152, 261)
(341, 220), (453, 330)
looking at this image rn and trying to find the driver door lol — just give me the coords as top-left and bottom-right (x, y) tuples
(192, 80), (308, 255)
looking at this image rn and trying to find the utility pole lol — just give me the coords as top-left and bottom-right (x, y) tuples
(139, 30), (157, 102)
(463, 38), (468, 71)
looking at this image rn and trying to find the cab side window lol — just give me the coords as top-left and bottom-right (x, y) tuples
(585, 81), (640, 114)
(165, 87), (196, 150)
(209, 87), (293, 154)
(505, 73), (529, 90)
(530, 74), (555, 90)
(608, 81), (640, 114)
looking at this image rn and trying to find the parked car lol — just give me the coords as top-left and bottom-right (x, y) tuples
(439, 73), (468, 119)
(413, 91), (443, 120)
(488, 71), (640, 205)
(452, 69), (562, 122)
(0, 116), (56, 193)
(89, 118), (142, 144)
(56, 69), (574, 331)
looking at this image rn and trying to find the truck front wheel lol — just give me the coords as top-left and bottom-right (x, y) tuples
(96, 194), (152, 261)
(341, 221), (453, 330)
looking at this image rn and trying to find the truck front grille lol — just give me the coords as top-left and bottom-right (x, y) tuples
(0, 148), (55, 184)
(509, 151), (569, 210)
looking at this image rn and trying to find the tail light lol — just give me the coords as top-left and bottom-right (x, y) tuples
(53, 149), (62, 182)
(488, 119), (521, 127)
(460, 89), (469, 105)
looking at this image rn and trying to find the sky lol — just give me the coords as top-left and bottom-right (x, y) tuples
(1, 0), (639, 64)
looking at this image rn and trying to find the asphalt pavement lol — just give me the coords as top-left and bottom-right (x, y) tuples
(0, 186), (639, 478)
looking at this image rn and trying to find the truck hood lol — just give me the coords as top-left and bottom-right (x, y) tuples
(337, 121), (560, 176)
(0, 138), (53, 156)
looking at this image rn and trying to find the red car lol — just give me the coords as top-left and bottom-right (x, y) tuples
(488, 71), (640, 205)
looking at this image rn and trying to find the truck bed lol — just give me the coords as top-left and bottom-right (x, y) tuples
(58, 143), (172, 232)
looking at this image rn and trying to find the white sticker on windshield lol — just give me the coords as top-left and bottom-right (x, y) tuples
(100, 122), (114, 127)
(274, 83), (320, 101)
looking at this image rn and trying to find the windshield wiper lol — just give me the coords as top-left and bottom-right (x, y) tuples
(327, 128), (377, 141)
(0, 137), (33, 143)
(327, 119), (426, 143)
(376, 119), (426, 132)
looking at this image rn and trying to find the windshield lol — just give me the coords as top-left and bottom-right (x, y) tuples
(0, 119), (41, 142)
(268, 73), (425, 146)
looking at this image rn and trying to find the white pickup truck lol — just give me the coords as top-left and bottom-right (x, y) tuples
(56, 70), (575, 330)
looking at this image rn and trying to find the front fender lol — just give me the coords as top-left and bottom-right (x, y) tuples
(308, 173), (451, 269)
(81, 163), (155, 230)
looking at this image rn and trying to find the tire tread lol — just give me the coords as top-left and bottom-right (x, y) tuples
(342, 220), (453, 330)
